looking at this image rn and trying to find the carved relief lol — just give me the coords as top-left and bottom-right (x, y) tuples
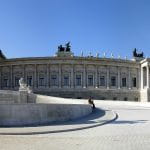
(2, 66), (10, 73)
(62, 65), (71, 72)
(50, 65), (59, 72)
(110, 66), (117, 74)
(37, 65), (46, 72)
(86, 65), (95, 72)
(74, 65), (83, 72)
(98, 66), (107, 73)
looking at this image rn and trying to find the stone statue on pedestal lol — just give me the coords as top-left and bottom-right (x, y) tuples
(19, 78), (33, 93)
(19, 78), (27, 91)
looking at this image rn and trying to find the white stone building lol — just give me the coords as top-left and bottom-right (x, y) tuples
(0, 45), (149, 102)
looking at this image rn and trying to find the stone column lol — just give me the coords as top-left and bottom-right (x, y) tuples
(71, 65), (74, 88)
(46, 64), (50, 88)
(147, 65), (149, 88)
(141, 67), (143, 89)
(59, 64), (62, 88)
(34, 64), (37, 88)
(10, 65), (13, 89)
(95, 65), (98, 88)
(83, 64), (86, 88)
(22, 65), (25, 79)
(117, 67), (120, 89)
(128, 67), (131, 89)
(106, 66), (109, 89)
(0, 66), (1, 89)
(137, 68), (140, 89)
(11, 65), (14, 88)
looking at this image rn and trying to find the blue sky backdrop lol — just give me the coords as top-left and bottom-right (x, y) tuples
(0, 0), (150, 58)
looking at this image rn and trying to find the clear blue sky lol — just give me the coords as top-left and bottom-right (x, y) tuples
(0, 0), (150, 58)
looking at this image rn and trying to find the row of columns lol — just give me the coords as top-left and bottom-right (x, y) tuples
(0, 64), (139, 89)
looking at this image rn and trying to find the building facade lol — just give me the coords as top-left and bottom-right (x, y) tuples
(0, 45), (149, 102)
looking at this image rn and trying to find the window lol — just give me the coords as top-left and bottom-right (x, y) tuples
(133, 77), (136, 87)
(39, 77), (45, 86)
(100, 76), (105, 86)
(3, 78), (8, 87)
(76, 74), (81, 86)
(64, 75), (69, 86)
(27, 76), (32, 86)
(88, 75), (93, 86)
(15, 77), (20, 87)
(51, 75), (57, 86)
(124, 97), (128, 101)
(111, 76), (116, 86)
(122, 78), (126, 87)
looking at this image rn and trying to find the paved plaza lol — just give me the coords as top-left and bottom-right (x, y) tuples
(0, 100), (150, 150)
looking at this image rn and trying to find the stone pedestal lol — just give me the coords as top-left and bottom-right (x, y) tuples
(140, 88), (150, 102)
(18, 90), (28, 103)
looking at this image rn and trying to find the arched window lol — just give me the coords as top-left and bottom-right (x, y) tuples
(122, 78), (126, 87)
(76, 74), (81, 86)
(100, 76), (105, 86)
(111, 76), (116, 86)
(88, 75), (93, 86)
(132, 77), (136, 87)
(27, 76), (32, 86)
(64, 75), (69, 86)
(51, 74), (58, 86)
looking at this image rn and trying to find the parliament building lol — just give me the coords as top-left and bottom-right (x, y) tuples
(0, 43), (149, 102)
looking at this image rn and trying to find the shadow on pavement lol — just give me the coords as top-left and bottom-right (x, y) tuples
(50, 108), (106, 126)
(111, 119), (148, 124)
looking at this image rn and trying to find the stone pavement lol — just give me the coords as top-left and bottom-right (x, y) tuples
(1, 100), (150, 150)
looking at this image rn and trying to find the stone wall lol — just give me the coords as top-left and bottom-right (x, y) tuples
(0, 90), (36, 104)
(35, 89), (140, 101)
(0, 90), (19, 104)
(0, 103), (92, 126)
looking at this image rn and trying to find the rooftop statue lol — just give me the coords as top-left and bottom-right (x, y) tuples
(58, 42), (71, 52)
(0, 50), (6, 59)
(65, 42), (71, 52)
(133, 48), (144, 58)
(58, 45), (65, 52)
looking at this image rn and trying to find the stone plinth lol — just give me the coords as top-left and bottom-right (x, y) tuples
(140, 88), (150, 102)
